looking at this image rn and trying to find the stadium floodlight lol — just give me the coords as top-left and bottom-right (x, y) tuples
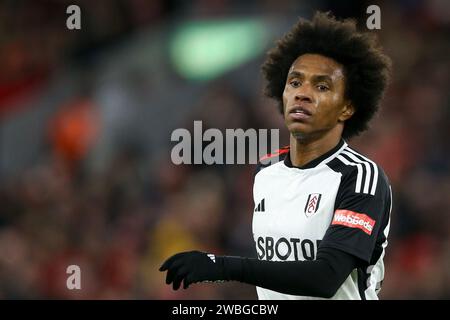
(169, 18), (269, 81)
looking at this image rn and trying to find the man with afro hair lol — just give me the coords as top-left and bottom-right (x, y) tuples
(160, 12), (393, 300)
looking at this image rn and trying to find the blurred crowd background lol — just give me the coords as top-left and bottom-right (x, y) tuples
(0, 0), (449, 299)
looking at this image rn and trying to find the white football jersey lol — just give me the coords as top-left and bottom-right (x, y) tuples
(252, 139), (392, 300)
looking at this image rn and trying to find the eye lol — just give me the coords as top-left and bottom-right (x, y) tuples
(317, 84), (329, 91)
(289, 79), (301, 88)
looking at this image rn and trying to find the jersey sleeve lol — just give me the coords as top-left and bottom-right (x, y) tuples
(319, 165), (392, 263)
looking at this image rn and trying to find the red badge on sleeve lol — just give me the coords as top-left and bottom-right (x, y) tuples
(332, 209), (376, 235)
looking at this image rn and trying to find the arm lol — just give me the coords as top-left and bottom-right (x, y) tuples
(159, 246), (361, 298)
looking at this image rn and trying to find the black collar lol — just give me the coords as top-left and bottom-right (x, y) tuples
(284, 139), (345, 169)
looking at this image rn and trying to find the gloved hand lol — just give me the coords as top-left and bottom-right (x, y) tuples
(159, 250), (227, 290)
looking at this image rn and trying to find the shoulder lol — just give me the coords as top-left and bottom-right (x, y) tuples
(327, 145), (390, 197)
(254, 146), (290, 178)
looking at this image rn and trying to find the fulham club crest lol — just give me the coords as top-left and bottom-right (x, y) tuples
(304, 193), (322, 217)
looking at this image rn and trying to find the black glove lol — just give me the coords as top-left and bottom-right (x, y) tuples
(159, 250), (229, 290)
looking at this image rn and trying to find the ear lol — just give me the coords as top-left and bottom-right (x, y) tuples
(339, 102), (355, 122)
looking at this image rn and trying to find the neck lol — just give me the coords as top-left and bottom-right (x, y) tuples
(289, 130), (342, 167)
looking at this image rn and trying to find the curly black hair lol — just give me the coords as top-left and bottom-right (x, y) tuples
(262, 12), (392, 139)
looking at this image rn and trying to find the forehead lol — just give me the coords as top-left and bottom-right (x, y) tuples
(289, 53), (344, 78)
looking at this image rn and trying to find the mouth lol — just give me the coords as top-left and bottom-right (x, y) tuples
(288, 105), (312, 121)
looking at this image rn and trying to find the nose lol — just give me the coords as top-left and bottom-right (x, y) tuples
(294, 92), (313, 104)
(293, 83), (313, 103)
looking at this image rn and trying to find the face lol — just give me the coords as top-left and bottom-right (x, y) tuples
(282, 53), (354, 140)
